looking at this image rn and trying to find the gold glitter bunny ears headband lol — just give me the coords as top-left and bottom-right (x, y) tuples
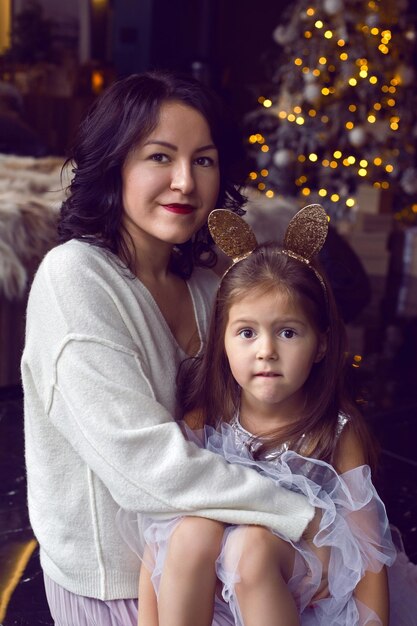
(208, 203), (329, 294)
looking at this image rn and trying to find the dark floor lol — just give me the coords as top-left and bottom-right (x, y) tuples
(1, 320), (417, 625)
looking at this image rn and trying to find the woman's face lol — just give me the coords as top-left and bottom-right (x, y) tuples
(122, 101), (220, 253)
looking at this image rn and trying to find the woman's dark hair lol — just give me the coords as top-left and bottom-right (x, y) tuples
(58, 70), (247, 277)
(179, 243), (378, 471)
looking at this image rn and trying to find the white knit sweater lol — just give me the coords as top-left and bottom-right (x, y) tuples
(22, 240), (314, 600)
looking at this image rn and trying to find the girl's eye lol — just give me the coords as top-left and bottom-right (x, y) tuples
(149, 153), (169, 163)
(194, 156), (215, 167)
(280, 329), (296, 339)
(238, 329), (255, 339)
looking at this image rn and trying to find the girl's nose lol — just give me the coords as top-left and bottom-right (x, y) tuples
(170, 161), (195, 194)
(256, 335), (278, 360)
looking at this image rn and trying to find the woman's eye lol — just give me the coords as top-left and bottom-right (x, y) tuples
(238, 329), (255, 339)
(149, 153), (169, 163)
(194, 156), (214, 167)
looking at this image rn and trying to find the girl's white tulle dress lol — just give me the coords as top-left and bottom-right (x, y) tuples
(117, 418), (417, 626)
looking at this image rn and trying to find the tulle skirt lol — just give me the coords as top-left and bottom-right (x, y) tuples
(118, 424), (417, 626)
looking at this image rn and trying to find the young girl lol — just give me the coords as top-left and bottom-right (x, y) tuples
(122, 205), (417, 625)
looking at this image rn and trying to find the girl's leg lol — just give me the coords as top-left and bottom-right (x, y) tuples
(158, 516), (225, 626)
(138, 559), (159, 626)
(230, 526), (299, 626)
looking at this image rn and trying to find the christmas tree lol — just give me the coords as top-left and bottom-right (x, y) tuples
(246, 0), (417, 223)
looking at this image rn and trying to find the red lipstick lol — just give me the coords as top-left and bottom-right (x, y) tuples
(163, 204), (194, 215)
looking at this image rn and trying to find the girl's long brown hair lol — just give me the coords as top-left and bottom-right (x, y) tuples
(178, 243), (378, 472)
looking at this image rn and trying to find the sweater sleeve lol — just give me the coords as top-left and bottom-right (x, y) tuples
(49, 337), (313, 541)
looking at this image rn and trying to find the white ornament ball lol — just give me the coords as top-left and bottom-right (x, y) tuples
(304, 83), (321, 104)
(323, 0), (343, 15)
(273, 149), (295, 168)
(397, 64), (415, 87)
(303, 71), (316, 84)
(401, 168), (417, 195)
(365, 13), (380, 28)
(348, 127), (367, 147)
(272, 25), (294, 45)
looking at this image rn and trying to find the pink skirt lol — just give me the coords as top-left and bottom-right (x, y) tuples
(44, 574), (138, 626)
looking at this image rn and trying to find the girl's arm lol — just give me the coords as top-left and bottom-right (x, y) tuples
(138, 558), (159, 626)
(334, 425), (389, 626)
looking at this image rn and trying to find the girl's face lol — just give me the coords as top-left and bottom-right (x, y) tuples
(224, 288), (327, 433)
(121, 101), (220, 253)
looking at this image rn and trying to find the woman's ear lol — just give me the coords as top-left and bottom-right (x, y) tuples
(314, 330), (328, 363)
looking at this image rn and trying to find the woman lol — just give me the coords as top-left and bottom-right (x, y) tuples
(21, 71), (314, 625)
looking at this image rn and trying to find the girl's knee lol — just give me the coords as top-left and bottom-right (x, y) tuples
(235, 526), (294, 585)
(168, 517), (225, 567)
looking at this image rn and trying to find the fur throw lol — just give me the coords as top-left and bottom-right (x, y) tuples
(0, 154), (68, 299)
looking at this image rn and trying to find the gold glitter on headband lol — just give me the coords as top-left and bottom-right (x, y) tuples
(208, 204), (329, 294)
(208, 209), (257, 262)
(283, 203), (328, 262)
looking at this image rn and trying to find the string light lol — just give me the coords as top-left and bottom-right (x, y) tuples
(248, 3), (416, 221)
